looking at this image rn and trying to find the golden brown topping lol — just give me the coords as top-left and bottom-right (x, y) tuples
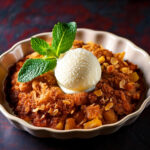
(7, 40), (146, 130)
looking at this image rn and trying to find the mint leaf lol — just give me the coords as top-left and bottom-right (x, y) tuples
(18, 58), (56, 82)
(31, 38), (56, 57)
(52, 22), (77, 56)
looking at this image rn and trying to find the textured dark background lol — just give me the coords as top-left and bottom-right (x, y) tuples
(0, 0), (150, 150)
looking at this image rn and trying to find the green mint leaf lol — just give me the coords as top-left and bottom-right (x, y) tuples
(18, 58), (56, 82)
(31, 38), (56, 57)
(52, 22), (77, 56)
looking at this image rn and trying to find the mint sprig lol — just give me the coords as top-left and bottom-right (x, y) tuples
(18, 21), (77, 82)
(52, 22), (77, 56)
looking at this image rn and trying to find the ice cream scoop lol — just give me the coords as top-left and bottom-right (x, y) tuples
(55, 48), (101, 94)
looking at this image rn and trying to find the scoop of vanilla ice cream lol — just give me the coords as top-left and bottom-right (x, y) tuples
(55, 48), (101, 93)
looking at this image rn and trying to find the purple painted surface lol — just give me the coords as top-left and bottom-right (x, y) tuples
(0, 0), (150, 150)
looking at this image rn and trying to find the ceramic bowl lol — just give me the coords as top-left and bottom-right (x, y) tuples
(0, 29), (150, 139)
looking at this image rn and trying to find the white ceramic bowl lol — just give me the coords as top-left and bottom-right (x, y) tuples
(0, 29), (150, 139)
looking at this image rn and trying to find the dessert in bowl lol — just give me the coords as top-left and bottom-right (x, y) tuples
(0, 22), (150, 138)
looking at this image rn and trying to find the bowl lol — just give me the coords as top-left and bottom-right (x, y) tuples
(0, 29), (150, 139)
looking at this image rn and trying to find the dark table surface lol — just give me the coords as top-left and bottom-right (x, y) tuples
(0, 0), (150, 150)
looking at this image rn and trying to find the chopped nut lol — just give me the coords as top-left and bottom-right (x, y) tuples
(107, 65), (115, 72)
(119, 79), (126, 89)
(94, 89), (103, 96)
(32, 104), (45, 112)
(120, 67), (132, 74)
(32, 107), (39, 112)
(48, 108), (53, 114)
(83, 118), (102, 129)
(79, 119), (87, 125)
(63, 99), (71, 105)
(115, 52), (125, 60)
(52, 109), (59, 116)
(70, 109), (75, 114)
(98, 56), (105, 64)
(105, 102), (114, 111)
(120, 67), (128, 73)
(41, 114), (45, 119)
(111, 57), (118, 65)
(103, 62), (109, 67)
(130, 72), (139, 82)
